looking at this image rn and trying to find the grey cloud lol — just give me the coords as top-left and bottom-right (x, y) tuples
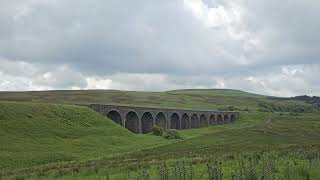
(238, 0), (320, 66)
(0, 0), (320, 96)
(0, 0), (248, 75)
(33, 65), (87, 89)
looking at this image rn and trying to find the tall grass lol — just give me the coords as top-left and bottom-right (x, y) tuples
(2, 151), (320, 179)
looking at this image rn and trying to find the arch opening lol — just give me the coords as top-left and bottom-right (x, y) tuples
(107, 110), (123, 126)
(230, 114), (236, 123)
(191, 114), (198, 128)
(125, 111), (139, 133)
(209, 114), (216, 125)
(199, 114), (207, 127)
(224, 114), (230, 124)
(217, 114), (223, 125)
(170, 113), (180, 129)
(141, 112), (154, 134)
(181, 113), (190, 129)
(155, 112), (166, 129)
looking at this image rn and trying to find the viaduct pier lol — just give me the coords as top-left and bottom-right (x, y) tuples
(89, 104), (240, 134)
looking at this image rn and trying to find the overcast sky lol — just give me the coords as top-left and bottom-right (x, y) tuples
(0, 0), (319, 96)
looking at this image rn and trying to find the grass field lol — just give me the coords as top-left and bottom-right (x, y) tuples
(0, 89), (313, 112)
(0, 89), (319, 179)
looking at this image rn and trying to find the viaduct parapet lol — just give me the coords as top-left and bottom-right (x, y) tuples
(88, 104), (240, 134)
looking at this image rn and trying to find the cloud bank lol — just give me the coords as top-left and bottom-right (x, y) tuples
(0, 0), (319, 96)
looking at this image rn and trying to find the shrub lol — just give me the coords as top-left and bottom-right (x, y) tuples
(152, 126), (182, 139)
(163, 129), (181, 140)
(152, 126), (164, 136)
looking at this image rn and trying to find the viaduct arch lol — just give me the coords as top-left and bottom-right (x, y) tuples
(89, 104), (240, 134)
(181, 113), (190, 129)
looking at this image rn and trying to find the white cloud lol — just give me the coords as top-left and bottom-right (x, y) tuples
(184, 0), (226, 27)
(0, 71), (52, 91)
(33, 64), (87, 88)
(230, 65), (320, 97)
(101, 73), (184, 91)
(85, 77), (112, 90)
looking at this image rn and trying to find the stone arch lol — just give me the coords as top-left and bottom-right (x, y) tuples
(181, 113), (190, 129)
(209, 114), (216, 125)
(170, 113), (180, 129)
(106, 110), (123, 126)
(224, 114), (230, 124)
(141, 112), (154, 134)
(199, 114), (207, 127)
(155, 112), (167, 129)
(191, 114), (198, 128)
(125, 111), (139, 133)
(230, 114), (236, 123)
(217, 114), (223, 125)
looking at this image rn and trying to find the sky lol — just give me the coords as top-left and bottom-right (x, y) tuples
(0, 0), (319, 97)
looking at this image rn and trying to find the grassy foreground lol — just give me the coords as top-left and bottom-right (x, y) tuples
(0, 100), (319, 179)
(0, 89), (319, 179)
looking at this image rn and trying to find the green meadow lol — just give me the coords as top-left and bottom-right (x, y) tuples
(0, 89), (319, 179)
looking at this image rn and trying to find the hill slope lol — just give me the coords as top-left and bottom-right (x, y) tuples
(0, 91), (319, 179)
(166, 89), (264, 97)
(0, 89), (313, 112)
(0, 101), (168, 170)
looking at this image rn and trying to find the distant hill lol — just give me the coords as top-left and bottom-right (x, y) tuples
(166, 89), (265, 98)
(0, 89), (315, 112)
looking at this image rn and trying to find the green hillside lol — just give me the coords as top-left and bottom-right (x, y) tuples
(0, 89), (313, 112)
(1, 105), (319, 179)
(0, 89), (319, 179)
(0, 101), (168, 170)
(166, 89), (264, 97)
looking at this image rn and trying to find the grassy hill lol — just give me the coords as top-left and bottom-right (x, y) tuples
(1, 106), (319, 179)
(0, 89), (314, 112)
(166, 89), (265, 97)
(0, 101), (169, 170)
(0, 89), (319, 179)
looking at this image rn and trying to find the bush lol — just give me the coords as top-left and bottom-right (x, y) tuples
(163, 129), (181, 139)
(152, 126), (164, 136)
(152, 126), (182, 139)
(258, 101), (316, 113)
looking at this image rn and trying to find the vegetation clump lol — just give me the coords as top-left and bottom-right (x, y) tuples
(152, 126), (165, 136)
(207, 160), (223, 180)
(258, 101), (315, 113)
(152, 126), (182, 139)
(275, 95), (320, 108)
(163, 129), (182, 140)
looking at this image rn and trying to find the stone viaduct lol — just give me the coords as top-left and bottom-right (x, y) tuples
(88, 104), (240, 134)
